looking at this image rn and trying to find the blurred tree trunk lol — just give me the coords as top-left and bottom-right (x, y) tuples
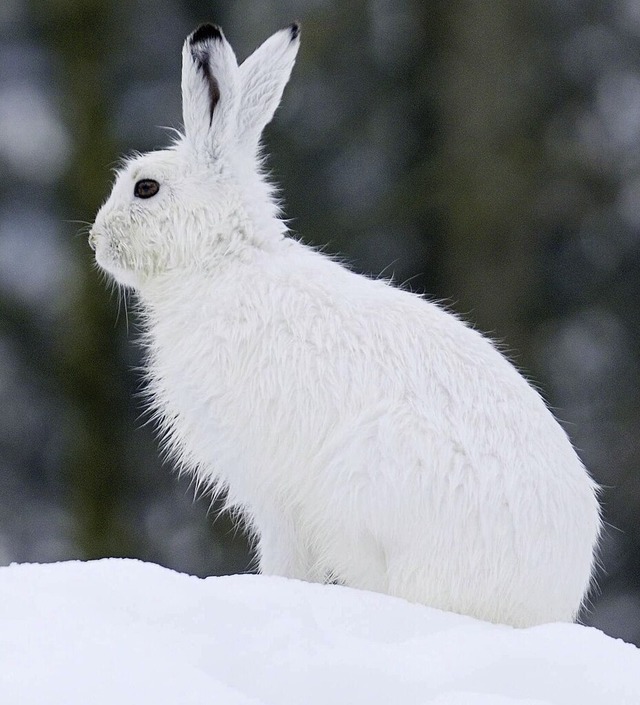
(33, 0), (135, 558)
(419, 1), (545, 362)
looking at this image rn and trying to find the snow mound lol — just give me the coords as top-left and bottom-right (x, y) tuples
(0, 559), (638, 704)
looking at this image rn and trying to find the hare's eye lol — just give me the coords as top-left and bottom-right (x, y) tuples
(134, 179), (160, 199)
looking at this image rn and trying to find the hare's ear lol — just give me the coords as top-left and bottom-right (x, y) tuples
(182, 24), (239, 152)
(237, 24), (300, 150)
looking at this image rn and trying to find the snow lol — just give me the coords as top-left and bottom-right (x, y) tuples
(0, 559), (638, 704)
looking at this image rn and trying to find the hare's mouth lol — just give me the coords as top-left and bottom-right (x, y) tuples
(88, 229), (99, 252)
(89, 227), (140, 288)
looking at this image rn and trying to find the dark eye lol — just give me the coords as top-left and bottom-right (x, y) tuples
(134, 179), (160, 199)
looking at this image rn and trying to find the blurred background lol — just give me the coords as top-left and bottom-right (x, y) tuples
(0, 0), (638, 644)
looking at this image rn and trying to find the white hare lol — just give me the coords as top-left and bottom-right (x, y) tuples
(90, 23), (600, 627)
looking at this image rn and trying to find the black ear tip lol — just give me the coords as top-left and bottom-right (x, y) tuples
(190, 23), (223, 46)
(289, 22), (301, 40)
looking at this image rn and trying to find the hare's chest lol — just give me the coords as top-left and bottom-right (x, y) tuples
(145, 313), (283, 485)
(144, 329), (236, 462)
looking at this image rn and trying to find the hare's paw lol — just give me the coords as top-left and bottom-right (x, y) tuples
(255, 514), (318, 582)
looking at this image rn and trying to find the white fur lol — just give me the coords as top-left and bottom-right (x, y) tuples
(90, 24), (601, 628)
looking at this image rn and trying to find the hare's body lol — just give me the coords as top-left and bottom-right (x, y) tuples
(92, 23), (600, 627)
(141, 236), (598, 627)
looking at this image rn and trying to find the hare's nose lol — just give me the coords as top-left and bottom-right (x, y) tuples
(88, 229), (98, 251)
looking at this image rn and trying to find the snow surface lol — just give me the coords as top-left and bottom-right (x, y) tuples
(0, 559), (638, 704)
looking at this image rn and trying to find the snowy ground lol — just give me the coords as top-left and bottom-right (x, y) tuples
(0, 559), (638, 704)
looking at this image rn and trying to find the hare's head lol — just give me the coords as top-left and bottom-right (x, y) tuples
(91, 23), (300, 289)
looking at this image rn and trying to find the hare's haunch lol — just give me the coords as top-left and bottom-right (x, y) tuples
(91, 23), (600, 627)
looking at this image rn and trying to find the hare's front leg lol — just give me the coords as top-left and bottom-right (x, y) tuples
(255, 514), (319, 582)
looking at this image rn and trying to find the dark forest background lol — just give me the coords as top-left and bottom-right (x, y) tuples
(1, 0), (639, 644)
